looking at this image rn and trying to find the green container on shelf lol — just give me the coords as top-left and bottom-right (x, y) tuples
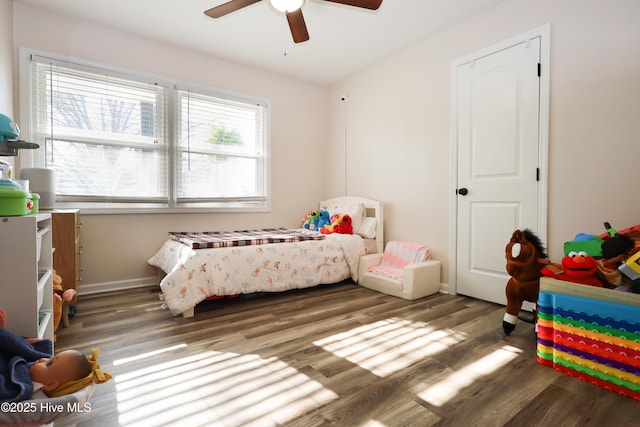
(30, 192), (40, 213)
(0, 186), (30, 216)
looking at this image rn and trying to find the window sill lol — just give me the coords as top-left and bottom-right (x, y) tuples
(49, 201), (271, 214)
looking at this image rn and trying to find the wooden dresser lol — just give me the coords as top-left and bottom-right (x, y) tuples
(52, 209), (81, 305)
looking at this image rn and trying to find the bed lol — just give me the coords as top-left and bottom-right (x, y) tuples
(148, 196), (384, 318)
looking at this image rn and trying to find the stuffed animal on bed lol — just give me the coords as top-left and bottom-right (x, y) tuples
(334, 215), (353, 234)
(303, 211), (320, 231)
(317, 209), (331, 230)
(320, 214), (353, 235)
(503, 229), (547, 335)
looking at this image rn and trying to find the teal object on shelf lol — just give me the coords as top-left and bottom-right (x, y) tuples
(0, 113), (20, 140)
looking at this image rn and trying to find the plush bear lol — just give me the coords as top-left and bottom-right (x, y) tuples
(53, 270), (76, 341)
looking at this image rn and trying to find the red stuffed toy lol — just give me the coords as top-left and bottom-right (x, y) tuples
(541, 251), (604, 287)
(320, 214), (353, 235)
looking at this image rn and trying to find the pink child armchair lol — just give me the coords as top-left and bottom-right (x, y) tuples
(358, 241), (441, 300)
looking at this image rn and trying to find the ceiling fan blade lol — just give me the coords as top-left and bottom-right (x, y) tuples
(322, 0), (382, 10)
(286, 8), (310, 43)
(204, 0), (263, 18)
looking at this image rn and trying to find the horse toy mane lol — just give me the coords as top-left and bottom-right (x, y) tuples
(522, 229), (547, 259)
(503, 229), (546, 335)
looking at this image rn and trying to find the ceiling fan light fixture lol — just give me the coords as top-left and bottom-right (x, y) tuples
(269, 0), (304, 13)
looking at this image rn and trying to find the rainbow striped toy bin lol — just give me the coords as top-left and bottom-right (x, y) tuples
(537, 277), (640, 400)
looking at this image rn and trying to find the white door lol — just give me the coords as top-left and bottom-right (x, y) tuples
(454, 31), (548, 306)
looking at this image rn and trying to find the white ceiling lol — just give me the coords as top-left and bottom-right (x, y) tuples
(14, 0), (508, 85)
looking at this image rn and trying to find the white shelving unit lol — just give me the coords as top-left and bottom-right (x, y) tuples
(0, 213), (54, 343)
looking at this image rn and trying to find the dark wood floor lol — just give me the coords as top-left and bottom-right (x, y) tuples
(55, 282), (640, 427)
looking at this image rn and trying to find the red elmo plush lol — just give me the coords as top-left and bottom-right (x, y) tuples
(542, 251), (604, 287)
(320, 214), (353, 235)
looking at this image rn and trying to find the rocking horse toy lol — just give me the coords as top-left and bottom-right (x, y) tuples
(503, 229), (547, 335)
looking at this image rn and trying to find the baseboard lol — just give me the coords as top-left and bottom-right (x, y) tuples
(438, 282), (451, 294)
(78, 276), (158, 296)
(80, 278), (452, 296)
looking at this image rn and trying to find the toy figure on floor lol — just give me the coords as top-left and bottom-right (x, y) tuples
(53, 270), (76, 342)
(0, 308), (111, 403)
(503, 229), (547, 335)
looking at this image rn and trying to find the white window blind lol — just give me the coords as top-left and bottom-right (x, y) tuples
(26, 53), (270, 211)
(175, 90), (267, 202)
(31, 55), (168, 203)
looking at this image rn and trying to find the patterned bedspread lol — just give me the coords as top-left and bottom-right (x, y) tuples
(148, 232), (365, 316)
(170, 228), (325, 249)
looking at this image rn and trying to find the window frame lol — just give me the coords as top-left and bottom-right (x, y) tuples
(19, 48), (271, 214)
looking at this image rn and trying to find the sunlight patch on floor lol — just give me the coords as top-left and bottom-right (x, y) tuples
(114, 349), (338, 426)
(113, 343), (188, 366)
(313, 317), (467, 377)
(416, 345), (522, 407)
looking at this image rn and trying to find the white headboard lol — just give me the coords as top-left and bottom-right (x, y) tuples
(319, 196), (384, 254)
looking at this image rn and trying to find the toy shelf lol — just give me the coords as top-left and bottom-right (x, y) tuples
(0, 213), (54, 344)
(536, 277), (640, 401)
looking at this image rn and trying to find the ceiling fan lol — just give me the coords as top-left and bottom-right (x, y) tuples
(204, 0), (383, 43)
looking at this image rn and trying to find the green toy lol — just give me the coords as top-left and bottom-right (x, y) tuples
(303, 211), (320, 231)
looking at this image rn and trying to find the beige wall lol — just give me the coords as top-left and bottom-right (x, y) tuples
(328, 0), (640, 286)
(0, 0), (14, 173)
(1, 0), (13, 117)
(12, 3), (329, 289)
(10, 0), (640, 293)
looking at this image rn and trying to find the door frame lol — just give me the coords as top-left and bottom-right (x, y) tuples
(448, 24), (551, 297)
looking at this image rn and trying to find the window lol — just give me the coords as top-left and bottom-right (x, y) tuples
(25, 53), (269, 211)
(175, 90), (267, 203)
